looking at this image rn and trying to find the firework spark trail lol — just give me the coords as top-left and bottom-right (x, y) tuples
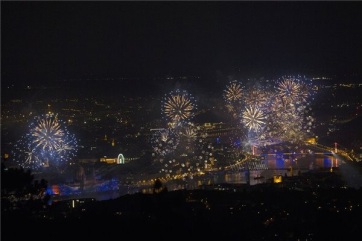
(21, 143), (43, 168)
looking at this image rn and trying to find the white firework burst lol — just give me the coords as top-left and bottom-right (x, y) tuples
(242, 105), (266, 132)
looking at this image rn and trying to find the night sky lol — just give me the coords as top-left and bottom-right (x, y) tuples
(2, 1), (362, 85)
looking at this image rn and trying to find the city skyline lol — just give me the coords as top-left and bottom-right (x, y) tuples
(2, 2), (362, 238)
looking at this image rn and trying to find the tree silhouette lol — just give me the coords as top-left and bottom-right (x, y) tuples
(1, 163), (34, 196)
(1, 161), (50, 211)
(153, 178), (168, 194)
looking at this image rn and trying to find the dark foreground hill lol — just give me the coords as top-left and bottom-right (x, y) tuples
(3, 177), (362, 241)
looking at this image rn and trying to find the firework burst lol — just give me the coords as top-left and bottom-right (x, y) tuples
(223, 80), (244, 103)
(151, 128), (179, 158)
(242, 105), (266, 132)
(243, 88), (269, 110)
(275, 75), (314, 109)
(161, 89), (197, 127)
(223, 80), (246, 120)
(12, 113), (78, 170)
(151, 123), (216, 177)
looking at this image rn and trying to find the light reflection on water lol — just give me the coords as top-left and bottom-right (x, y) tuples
(51, 155), (341, 201)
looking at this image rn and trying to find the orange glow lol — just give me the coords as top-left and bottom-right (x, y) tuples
(273, 175), (282, 183)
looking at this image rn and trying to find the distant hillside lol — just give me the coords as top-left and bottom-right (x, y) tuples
(319, 115), (362, 150)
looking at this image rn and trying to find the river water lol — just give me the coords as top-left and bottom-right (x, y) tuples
(50, 153), (343, 201)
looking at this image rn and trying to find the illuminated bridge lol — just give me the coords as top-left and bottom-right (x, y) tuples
(225, 141), (354, 172)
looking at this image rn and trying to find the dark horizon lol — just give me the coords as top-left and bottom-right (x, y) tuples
(2, 1), (362, 87)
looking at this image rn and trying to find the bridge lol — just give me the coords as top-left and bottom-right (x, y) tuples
(224, 141), (356, 172)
